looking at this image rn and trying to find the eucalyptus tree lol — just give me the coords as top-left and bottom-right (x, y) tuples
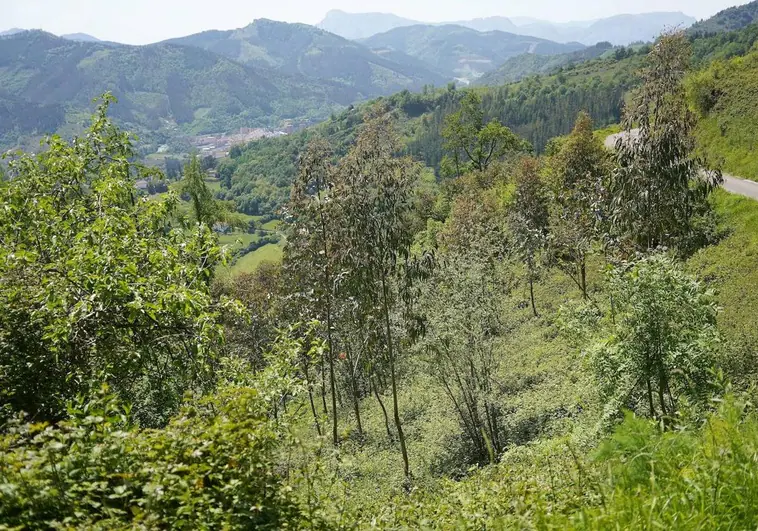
(550, 112), (609, 299)
(611, 31), (722, 254)
(419, 255), (513, 464)
(0, 97), (229, 426)
(510, 157), (550, 317)
(183, 154), (245, 230)
(282, 139), (341, 446)
(442, 91), (523, 177)
(335, 109), (421, 483)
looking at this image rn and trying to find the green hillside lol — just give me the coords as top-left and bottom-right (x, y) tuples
(689, 0), (758, 35)
(475, 41), (616, 85)
(219, 53), (639, 216)
(166, 19), (448, 99)
(6, 6), (758, 529)
(360, 24), (584, 80)
(0, 31), (377, 151)
(689, 47), (758, 179)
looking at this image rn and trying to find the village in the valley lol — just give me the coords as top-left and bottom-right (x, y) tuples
(189, 126), (289, 159)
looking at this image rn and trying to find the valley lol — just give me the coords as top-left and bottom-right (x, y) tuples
(3, 1), (758, 529)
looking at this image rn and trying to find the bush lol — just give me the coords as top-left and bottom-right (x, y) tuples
(0, 385), (305, 529)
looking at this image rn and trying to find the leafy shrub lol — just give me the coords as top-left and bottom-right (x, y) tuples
(0, 385), (305, 529)
(0, 98), (229, 426)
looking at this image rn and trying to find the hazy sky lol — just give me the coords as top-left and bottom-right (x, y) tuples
(4, 0), (743, 45)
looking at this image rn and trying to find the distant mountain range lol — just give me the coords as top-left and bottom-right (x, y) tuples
(318, 10), (696, 45)
(0, 28), (103, 42)
(0, 2), (749, 154)
(0, 21), (452, 150)
(164, 19), (447, 98)
(59, 33), (102, 43)
(0, 30), (356, 148)
(360, 25), (583, 81)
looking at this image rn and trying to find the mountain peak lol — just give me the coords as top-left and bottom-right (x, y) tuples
(60, 33), (101, 43)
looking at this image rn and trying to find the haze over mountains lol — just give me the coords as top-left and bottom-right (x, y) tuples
(318, 9), (697, 45)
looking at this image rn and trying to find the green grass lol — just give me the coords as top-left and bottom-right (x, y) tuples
(230, 243), (283, 274)
(262, 219), (282, 231)
(205, 178), (222, 193)
(687, 189), (758, 386)
(218, 232), (258, 252)
(691, 51), (758, 179)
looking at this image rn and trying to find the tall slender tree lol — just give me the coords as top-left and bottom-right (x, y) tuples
(336, 109), (420, 483)
(282, 139), (341, 446)
(611, 31), (722, 254)
(510, 157), (550, 317)
(550, 112), (609, 299)
(442, 92), (523, 176)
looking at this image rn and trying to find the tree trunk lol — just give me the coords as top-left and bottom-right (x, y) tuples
(347, 344), (363, 440)
(382, 274), (410, 483)
(529, 276), (538, 317)
(320, 361), (329, 417)
(580, 261), (587, 300)
(304, 364), (322, 437)
(316, 176), (338, 447)
(647, 377), (656, 419)
(372, 375), (393, 439)
(658, 370), (668, 425)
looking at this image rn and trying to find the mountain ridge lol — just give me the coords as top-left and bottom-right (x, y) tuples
(164, 19), (448, 98)
(360, 24), (584, 81)
(319, 10), (696, 45)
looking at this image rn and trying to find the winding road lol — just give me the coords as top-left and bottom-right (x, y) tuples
(604, 130), (758, 201)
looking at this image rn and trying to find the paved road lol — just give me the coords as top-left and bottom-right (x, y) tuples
(604, 130), (758, 201)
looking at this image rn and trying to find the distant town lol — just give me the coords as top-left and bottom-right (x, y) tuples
(188, 127), (289, 158)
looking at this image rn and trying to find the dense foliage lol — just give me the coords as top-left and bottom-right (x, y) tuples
(0, 98), (230, 427)
(2, 14), (758, 529)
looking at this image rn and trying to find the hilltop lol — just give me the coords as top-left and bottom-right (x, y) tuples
(165, 19), (448, 98)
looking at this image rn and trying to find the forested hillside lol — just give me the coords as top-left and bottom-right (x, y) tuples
(475, 42), (616, 85)
(0, 31), (359, 149)
(219, 17), (758, 218)
(360, 25), (584, 80)
(690, 0), (758, 35)
(165, 19), (447, 97)
(3, 26), (758, 527)
(4, 1), (758, 527)
(219, 51), (641, 215)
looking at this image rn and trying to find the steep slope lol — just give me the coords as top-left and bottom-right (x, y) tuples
(361, 25), (584, 81)
(166, 19), (447, 97)
(0, 31), (355, 146)
(689, 0), (758, 35)
(688, 45), (758, 179)
(0, 90), (66, 146)
(476, 41), (615, 85)
(317, 10), (421, 41)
